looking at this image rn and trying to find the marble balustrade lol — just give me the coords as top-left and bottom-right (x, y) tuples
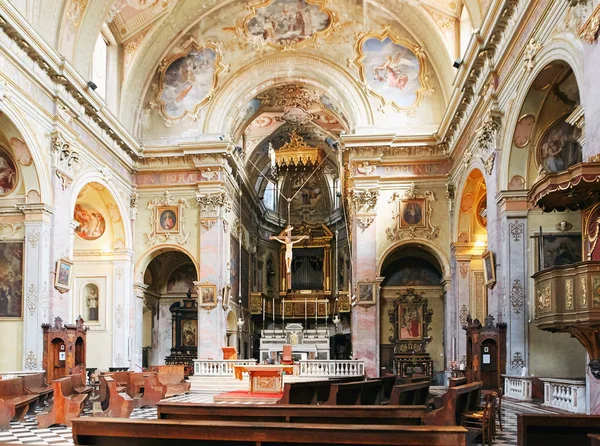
(541, 377), (586, 414)
(503, 374), (534, 401)
(193, 359), (257, 376)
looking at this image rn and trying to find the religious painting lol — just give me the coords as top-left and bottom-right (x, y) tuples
(0, 242), (23, 319)
(399, 304), (423, 340)
(513, 114), (536, 148)
(400, 199), (425, 228)
(352, 28), (430, 111)
(0, 146), (17, 196)
(181, 319), (197, 347)
(476, 195), (487, 228)
(539, 234), (582, 270)
(156, 40), (225, 122)
(83, 283), (99, 322)
(240, 0), (335, 51)
(54, 258), (73, 293)
(537, 116), (582, 173)
(482, 250), (496, 288)
(357, 281), (375, 306)
(199, 284), (217, 307)
(74, 203), (106, 241)
(166, 263), (197, 293)
(156, 206), (179, 233)
(380, 258), (441, 287)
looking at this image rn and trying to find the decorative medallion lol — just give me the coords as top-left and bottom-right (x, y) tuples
(74, 203), (106, 241)
(509, 221), (524, 242)
(24, 351), (37, 370)
(26, 284), (38, 316)
(536, 283), (551, 312)
(513, 114), (536, 148)
(565, 278), (574, 310)
(154, 39), (226, 123)
(351, 26), (432, 112)
(459, 304), (469, 327)
(237, 0), (337, 52)
(386, 183), (439, 241)
(459, 263), (469, 279)
(115, 304), (123, 329)
(511, 351), (525, 371)
(510, 279), (524, 314)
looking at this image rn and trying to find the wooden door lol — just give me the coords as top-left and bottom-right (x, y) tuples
(480, 339), (497, 390)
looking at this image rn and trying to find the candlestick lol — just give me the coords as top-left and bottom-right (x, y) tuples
(272, 296), (275, 337)
(262, 298), (265, 328)
(315, 297), (318, 334)
(282, 297), (285, 326)
(304, 298), (307, 335)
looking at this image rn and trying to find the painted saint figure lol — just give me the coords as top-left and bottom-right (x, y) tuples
(86, 286), (99, 321)
(373, 51), (412, 90)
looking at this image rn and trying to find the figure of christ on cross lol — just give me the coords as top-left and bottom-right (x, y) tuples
(270, 226), (309, 291)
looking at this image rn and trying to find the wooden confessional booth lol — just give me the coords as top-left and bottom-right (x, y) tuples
(42, 316), (87, 382)
(464, 314), (506, 390)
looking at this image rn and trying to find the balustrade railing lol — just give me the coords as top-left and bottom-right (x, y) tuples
(541, 377), (586, 414)
(193, 359), (257, 376)
(502, 375), (534, 401)
(298, 360), (364, 377)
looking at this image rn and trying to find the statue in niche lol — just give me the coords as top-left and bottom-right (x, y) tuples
(85, 284), (99, 321)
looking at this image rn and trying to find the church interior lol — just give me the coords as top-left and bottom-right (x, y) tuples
(1, 0), (600, 444)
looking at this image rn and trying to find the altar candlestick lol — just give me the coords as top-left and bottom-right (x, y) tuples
(282, 297), (285, 325)
(304, 298), (307, 330)
(325, 300), (328, 322)
(272, 297), (275, 336)
(262, 299), (265, 326)
(315, 297), (318, 332)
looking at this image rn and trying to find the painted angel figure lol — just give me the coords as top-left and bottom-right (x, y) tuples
(373, 50), (413, 90)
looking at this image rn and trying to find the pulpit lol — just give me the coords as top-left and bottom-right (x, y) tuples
(42, 316), (87, 383)
(464, 314), (507, 390)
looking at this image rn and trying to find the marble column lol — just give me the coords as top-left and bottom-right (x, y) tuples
(196, 190), (231, 360)
(129, 194), (143, 370)
(350, 188), (379, 377)
(112, 258), (133, 368)
(451, 245), (472, 367)
(20, 205), (53, 371)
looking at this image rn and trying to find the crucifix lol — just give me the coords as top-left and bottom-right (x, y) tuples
(270, 225), (309, 291)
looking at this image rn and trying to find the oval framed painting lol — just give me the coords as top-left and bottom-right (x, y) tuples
(74, 203), (107, 241)
(0, 145), (18, 196)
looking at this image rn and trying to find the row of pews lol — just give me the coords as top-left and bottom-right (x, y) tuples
(0, 373), (53, 429)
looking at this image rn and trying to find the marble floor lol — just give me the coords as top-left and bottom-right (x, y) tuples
(0, 393), (558, 445)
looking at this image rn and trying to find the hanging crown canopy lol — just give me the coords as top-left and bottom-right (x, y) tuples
(274, 131), (323, 170)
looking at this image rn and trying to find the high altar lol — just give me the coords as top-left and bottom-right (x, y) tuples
(260, 323), (330, 362)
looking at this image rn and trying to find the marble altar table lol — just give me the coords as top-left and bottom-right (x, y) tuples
(233, 365), (294, 394)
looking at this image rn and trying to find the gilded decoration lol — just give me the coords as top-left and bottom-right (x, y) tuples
(237, 0), (338, 52)
(579, 2), (600, 43)
(386, 184), (439, 241)
(154, 39), (227, 124)
(145, 191), (190, 246)
(565, 278), (574, 310)
(581, 276), (588, 308)
(349, 188), (379, 214)
(350, 26), (432, 112)
(274, 131), (322, 168)
(585, 203), (600, 261)
(536, 283), (551, 312)
(388, 288), (433, 353)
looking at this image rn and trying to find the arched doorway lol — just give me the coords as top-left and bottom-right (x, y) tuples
(141, 250), (198, 367)
(379, 245), (444, 382)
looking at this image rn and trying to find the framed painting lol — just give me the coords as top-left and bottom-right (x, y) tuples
(388, 288), (432, 349)
(199, 283), (217, 307)
(74, 203), (106, 241)
(482, 250), (496, 288)
(538, 234), (582, 270)
(357, 281), (375, 306)
(400, 199), (425, 228)
(398, 303), (423, 340)
(0, 242), (23, 319)
(156, 206), (180, 234)
(0, 145), (18, 197)
(536, 115), (582, 174)
(180, 319), (197, 347)
(55, 258), (73, 293)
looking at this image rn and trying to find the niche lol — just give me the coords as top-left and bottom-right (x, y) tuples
(83, 283), (99, 321)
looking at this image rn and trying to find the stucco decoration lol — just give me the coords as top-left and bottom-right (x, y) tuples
(237, 0), (338, 52)
(386, 183), (439, 241)
(350, 26), (433, 113)
(151, 39), (228, 125)
(145, 191), (190, 246)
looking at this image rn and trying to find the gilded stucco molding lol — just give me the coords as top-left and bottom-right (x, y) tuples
(579, 2), (600, 43)
(51, 132), (80, 190)
(144, 191), (191, 246)
(386, 183), (439, 241)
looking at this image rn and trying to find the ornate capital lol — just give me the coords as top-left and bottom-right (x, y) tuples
(196, 192), (232, 218)
(476, 112), (502, 157)
(349, 188), (379, 214)
(51, 132), (79, 190)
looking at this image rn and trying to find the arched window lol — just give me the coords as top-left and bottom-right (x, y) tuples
(92, 34), (108, 99)
(264, 181), (276, 211)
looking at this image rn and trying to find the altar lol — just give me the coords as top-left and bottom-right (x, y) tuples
(259, 323), (330, 362)
(233, 364), (295, 393)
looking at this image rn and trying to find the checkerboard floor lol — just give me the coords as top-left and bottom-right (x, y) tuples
(0, 393), (558, 445)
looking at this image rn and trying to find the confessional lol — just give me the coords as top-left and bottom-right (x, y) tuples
(42, 316), (87, 383)
(464, 314), (506, 390)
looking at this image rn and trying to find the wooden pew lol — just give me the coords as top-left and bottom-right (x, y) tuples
(448, 377), (467, 387)
(360, 379), (384, 405)
(589, 434), (600, 446)
(424, 381), (482, 427)
(278, 381), (320, 404)
(150, 365), (184, 374)
(389, 381), (430, 406)
(20, 373), (53, 405)
(100, 371), (130, 401)
(157, 402), (427, 425)
(95, 376), (133, 418)
(126, 372), (166, 408)
(0, 377), (39, 430)
(69, 373), (93, 395)
(37, 377), (88, 428)
(72, 418), (468, 445)
(322, 381), (364, 405)
(156, 372), (191, 398)
(517, 414), (600, 446)
(372, 375), (397, 404)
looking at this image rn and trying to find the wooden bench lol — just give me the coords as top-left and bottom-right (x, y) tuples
(360, 379), (384, 405)
(389, 381), (430, 406)
(20, 373), (53, 405)
(0, 377), (39, 430)
(72, 418), (468, 445)
(100, 371), (130, 399)
(424, 381), (482, 427)
(157, 402), (428, 425)
(95, 376), (133, 418)
(37, 377), (88, 428)
(449, 377), (468, 387)
(371, 375), (397, 404)
(590, 434), (600, 446)
(517, 414), (600, 446)
(126, 372), (166, 408)
(156, 372), (191, 398)
(69, 373), (93, 395)
(322, 381), (364, 405)
(278, 380), (322, 404)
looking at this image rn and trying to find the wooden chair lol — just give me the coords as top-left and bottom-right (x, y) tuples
(282, 344), (293, 365)
(95, 376), (133, 418)
(461, 392), (495, 446)
(0, 377), (39, 430)
(37, 377), (88, 428)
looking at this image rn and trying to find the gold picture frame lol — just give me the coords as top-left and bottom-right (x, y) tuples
(357, 280), (376, 307)
(199, 283), (217, 307)
(351, 25), (431, 112)
(155, 206), (180, 234)
(399, 199), (426, 228)
(54, 258), (73, 293)
(482, 250), (496, 288)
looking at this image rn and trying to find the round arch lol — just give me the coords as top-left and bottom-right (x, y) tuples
(70, 171), (133, 250)
(0, 98), (53, 205)
(453, 166), (487, 244)
(378, 239), (450, 278)
(499, 40), (584, 190)
(134, 244), (200, 285)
